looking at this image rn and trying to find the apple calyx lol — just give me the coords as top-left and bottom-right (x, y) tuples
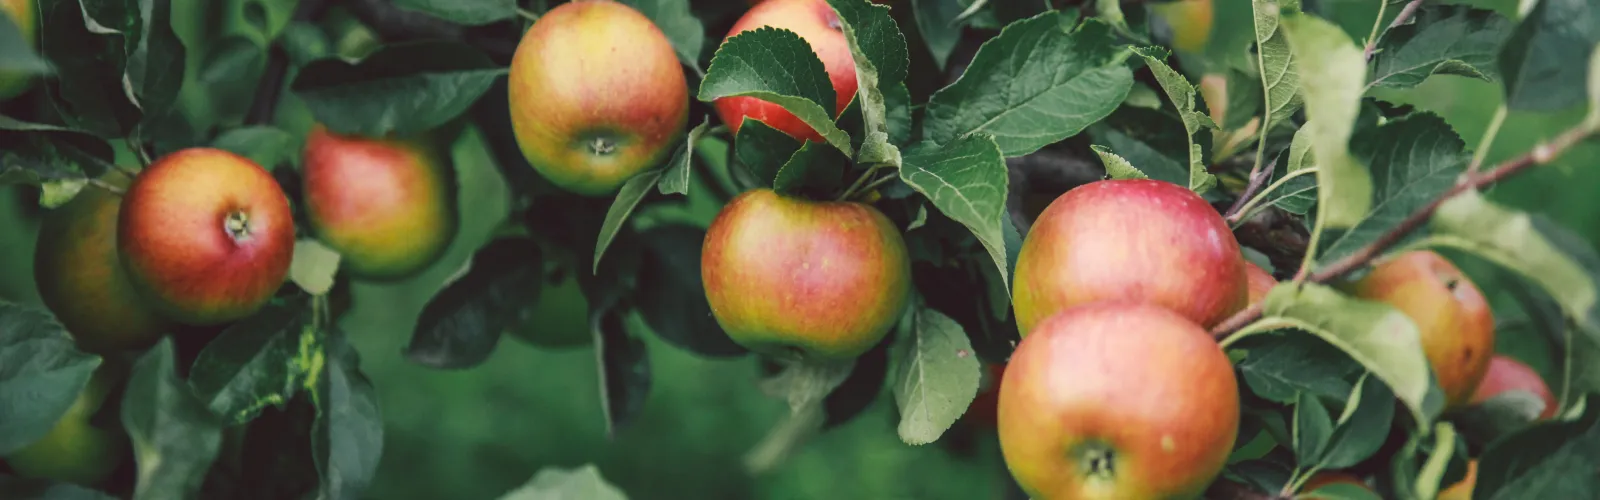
(224, 210), (253, 242)
(588, 136), (617, 156)
(1074, 441), (1117, 480)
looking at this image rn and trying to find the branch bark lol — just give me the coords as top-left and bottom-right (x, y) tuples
(244, 0), (332, 125)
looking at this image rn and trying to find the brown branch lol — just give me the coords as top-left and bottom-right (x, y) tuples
(1213, 125), (1595, 340)
(1224, 157), (1278, 222)
(1364, 0), (1427, 61)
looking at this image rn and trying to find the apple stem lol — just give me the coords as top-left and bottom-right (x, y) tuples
(837, 164), (883, 201)
(88, 178), (125, 196)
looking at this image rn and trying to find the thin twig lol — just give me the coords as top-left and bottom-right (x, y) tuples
(1467, 105), (1508, 175)
(1364, 0), (1426, 61)
(1224, 157), (1279, 221)
(849, 174), (899, 201)
(245, 0), (332, 126)
(1213, 125), (1596, 341)
(88, 178), (125, 195)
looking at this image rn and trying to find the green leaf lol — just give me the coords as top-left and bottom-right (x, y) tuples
(0, 10), (47, 76)
(0, 116), (115, 208)
(0, 301), (101, 455)
(1251, 0), (1302, 132)
(911, 0), (963, 69)
(1261, 127), (1318, 215)
(499, 465), (628, 500)
(1498, 0), (1600, 111)
(830, 0), (907, 167)
(1589, 42), (1600, 130)
(187, 301), (313, 424)
(408, 239), (541, 369)
(289, 239), (341, 296)
(593, 298), (650, 438)
(1088, 125), (1188, 185)
(291, 41), (505, 137)
(1368, 6), (1512, 90)
(1132, 48), (1217, 193)
(885, 82), (912, 146)
(594, 170), (664, 273)
(900, 136), (1011, 293)
(1281, 13), (1371, 230)
(0, 477), (119, 499)
(633, 225), (745, 358)
(924, 14), (1133, 157)
(124, 0), (187, 117)
(122, 338), (224, 500)
(772, 141), (848, 194)
(1319, 113), (1467, 264)
(1220, 68), (1263, 131)
(38, 0), (140, 137)
(1320, 374), (1395, 469)
(1090, 145), (1148, 180)
(1304, 482), (1385, 500)
(1230, 332), (1360, 404)
(893, 308), (981, 445)
(1413, 422), (1459, 500)
(1453, 390), (1547, 446)
(697, 27), (852, 155)
(392, 0), (514, 25)
(734, 118), (802, 188)
(1294, 391), (1333, 464)
(657, 117), (712, 196)
(212, 126), (297, 171)
(761, 359), (854, 415)
(1474, 396), (1600, 498)
(313, 334), (383, 500)
(619, 0), (704, 73)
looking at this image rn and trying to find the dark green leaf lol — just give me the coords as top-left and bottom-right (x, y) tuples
(0, 476), (118, 499)
(772, 141), (847, 194)
(392, 0), (515, 25)
(124, 0), (187, 116)
(1319, 113), (1467, 263)
(37, 0), (140, 137)
(1453, 390), (1547, 447)
(187, 301), (313, 424)
(291, 41), (505, 137)
(911, 0), (963, 69)
(196, 36), (266, 126)
(0, 10), (47, 76)
(1294, 391), (1333, 464)
(734, 118), (801, 187)
(407, 239), (541, 369)
(0, 301), (101, 455)
(697, 27), (851, 155)
(211, 125), (297, 171)
(313, 334), (383, 500)
(1368, 6), (1512, 89)
(1498, 0), (1600, 111)
(1321, 375), (1395, 469)
(122, 338), (224, 500)
(1224, 459), (1293, 493)
(657, 117), (711, 196)
(924, 14), (1132, 157)
(593, 170), (664, 273)
(593, 298), (649, 439)
(1221, 68), (1263, 131)
(499, 465), (628, 500)
(829, 0), (908, 167)
(893, 308), (980, 445)
(885, 82), (911, 146)
(0, 116), (115, 207)
(1230, 332), (1360, 404)
(1131, 47), (1217, 193)
(620, 0), (704, 73)
(1281, 13), (1370, 229)
(634, 225), (745, 358)
(1475, 399), (1600, 499)
(900, 135), (1011, 293)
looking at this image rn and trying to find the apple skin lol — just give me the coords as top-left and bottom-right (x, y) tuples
(997, 302), (1238, 499)
(1348, 250), (1494, 409)
(507, 0), (687, 196)
(34, 171), (172, 354)
(1012, 179), (1247, 335)
(1152, 0), (1214, 54)
(1244, 260), (1276, 307)
(1300, 471), (1374, 497)
(715, 0), (857, 142)
(1438, 460), (1476, 500)
(302, 125), (456, 280)
(5, 364), (129, 486)
(0, 0), (35, 100)
(1471, 355), (1558, 420)
(701, 188), (910, 361)
(118, 148), (295, 325)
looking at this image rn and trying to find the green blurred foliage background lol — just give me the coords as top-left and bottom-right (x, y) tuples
(0, 0), (1594, 498)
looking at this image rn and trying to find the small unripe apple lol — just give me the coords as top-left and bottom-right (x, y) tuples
(34, 171), (172, 353)
(119, 148), (295, 325)
(508, 0), (688, 196)
(715, 0), (858, 142)
(1244, 260), (1276, 307)
(5, 364), (129, 486)
(0, 0), (36, 100)
(302, 125), (456, 280)
(1301, 471), (1375, 497)
(1438, 460), (1476, 500)
(1471, 355), (1557, 420)
(1152, 0), (1214, 54)
(998, 302), (1239, 499)
(1348, 250), (1494, 409)
(701, 188), (910, 361)
(1012, 179), (1246, 335)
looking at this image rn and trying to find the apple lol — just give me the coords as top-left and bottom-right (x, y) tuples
(715, 0), (857, 142)
(5, 364), (129, 486)
(507, 0), (688, 196)
(701, 188), (910, 361)
(1471, 354), (1558, 420)
(1244, 260), (1276, 307)
(997, 301), (1238, 499)
(1438, 460), (1476, 500)
(1348, 250), (1494, 409)
(962, 363), (1007, 428)
(1300, 471), (1375, 497)
(119, 148), (294, 325)
(1012, 179), (1247, 335)
(34, 171), (172, 353)
(302, 125), (456, 280)
(0, 0), (35, 100)
(1151, 0), (1214, 54)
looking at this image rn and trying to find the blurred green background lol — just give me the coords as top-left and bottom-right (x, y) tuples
(2, 0), (1596, 498)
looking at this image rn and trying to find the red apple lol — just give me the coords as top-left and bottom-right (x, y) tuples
(302, 125), (456, 280)
(119, 148), (294, 325)
(1348, 251), (1494, 409)
(1244, 259), (1276, 307)
(715, 0), (858, 142)
(998, 301), (1239, 499)
(508, 0), (688, 196)
(34, 171), (171, 353)
(701, 188), (910, 361)
(1471, 355), (1557, 419)
(1012, 179), (1246, 335)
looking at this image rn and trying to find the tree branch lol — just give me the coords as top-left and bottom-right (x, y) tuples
(244, 0), (332, 125)
(1224, 157), (1279, 222)
(1213, 125), (1596, 340)
(1364, 0), (1426, 61)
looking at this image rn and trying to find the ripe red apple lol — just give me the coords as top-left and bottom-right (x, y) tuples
(302, 125), (456, 280)
(4, 363), (129, 486)
(1471, 355), (1557, 419)
(0, 0), (36, 100)
(1244, 260), (1276, 307)
(1348, 251), (1494, 409)
(701, 188), (910, 361)
(715, 0), (858, 142)
(1012, 179), (1246, 335)
(119, 148), (294, 325)
(508, 0), (688, 196)
(998, 302), (1239, 499)
(34, 171), (171, 353)
(1301, 471), (1375, 497)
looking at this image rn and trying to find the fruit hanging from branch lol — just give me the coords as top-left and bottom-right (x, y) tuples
(1470, 354), (1557, 420)
(3, 363), (129, 486)
(1242, 260), (1276, 308)
(1346, 250), (1494, 409)
(714, 0), (857, 142)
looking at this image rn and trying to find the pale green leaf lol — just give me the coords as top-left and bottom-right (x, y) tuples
(290, 240), (341, 296)
(1090, 145), (1148, 180)
(900, 136), (1010, 291)
(1133, 48), (1218, 193)
(1252, 0), (1303, 130)
(1281, 13), (1371, 229)
(499, 464), (629, 500)
(894, 308), (981, 445)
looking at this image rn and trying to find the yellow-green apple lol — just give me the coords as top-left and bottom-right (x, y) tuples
(997, 301), (1239, 499)
(34, 171), (172, 353)
(1244, 260), (1275, 307)
(1300, 471), (1375, 498)
(1471, 354), (1557, 420)
(302, 125), (456, 280)
(715, 0), (857, 142)
(701, 188), (910, 361)
(1012, 179), (1246, 335)
(1439, 460), (1476, 500)
(0, 0), (35, 100)
(1151, 0), (1214, 54)
(1348, 250), (1494, 409)
(508, 0), (687, 196)
(118, 148), (294, 325)
(5, 363), (129, 486)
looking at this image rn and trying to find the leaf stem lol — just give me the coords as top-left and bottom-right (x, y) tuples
(1466, 105), (1508, 175)
(849, 174), (898, 202)
(1292, 192), (1327, 283)
(89, 178), (126, 195)
(1224, 157), (1280, 222)
(1228, 167), (1318, 228)
(836, 164), (883, 201)
(515, 7), (540, 22)
(1364, 0), (1427, 61)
